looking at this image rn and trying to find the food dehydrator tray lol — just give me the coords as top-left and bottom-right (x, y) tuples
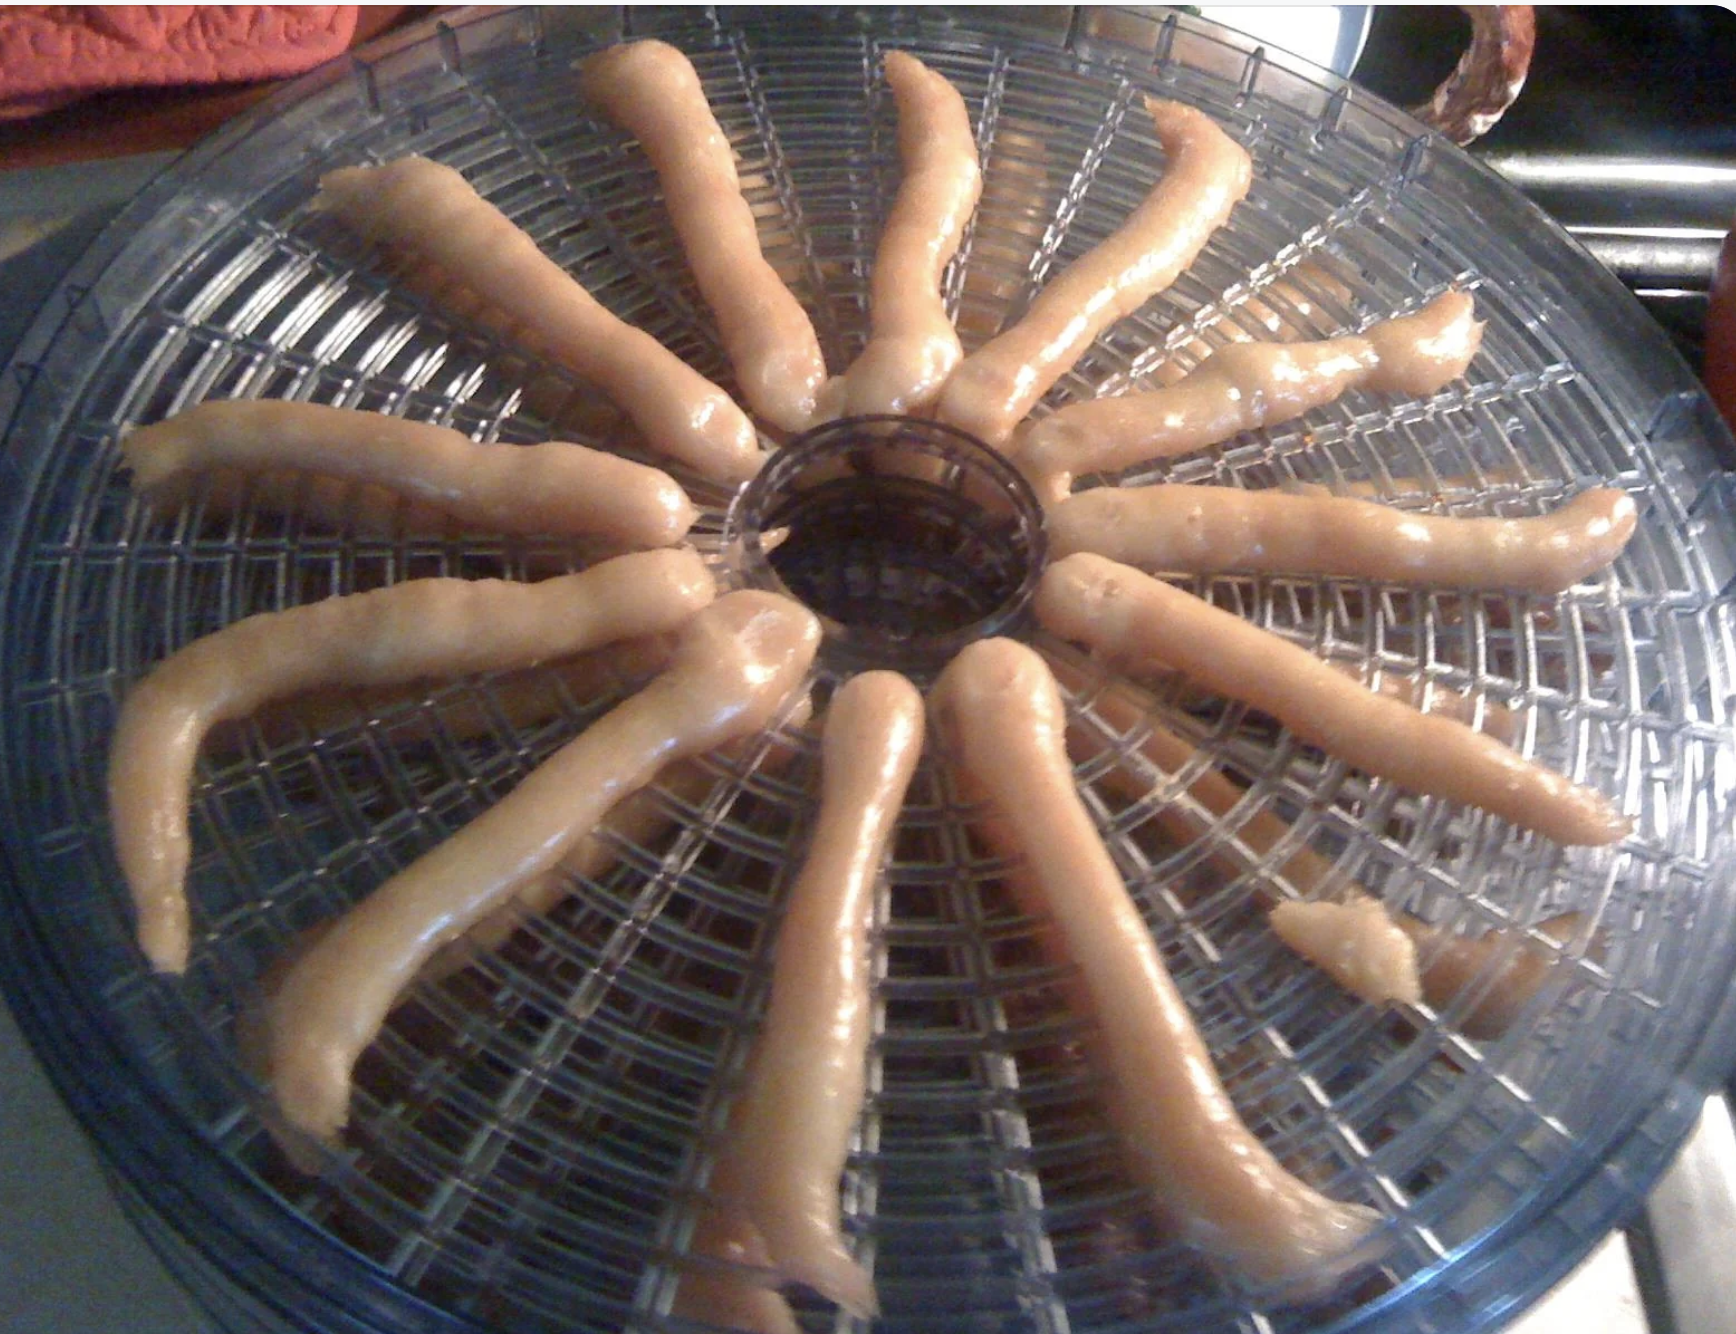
(3, 7), (1736, 1333)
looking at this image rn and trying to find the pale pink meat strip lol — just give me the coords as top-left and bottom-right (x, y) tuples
(580, 40), (827, 432)
(833, 51), (982, 416)
(1051, 483), (1637, 594)
(123, 399), (698, 548)
(935, 98), (1251, 446)
(264, 591), (820, 1141)
(1016, 291), (1482, 501)
(679, 671), (923, 1323)
(1035, 553), (1630, 845)
(318, 157), (765, 483)
(931, 638), (1377, 1292)
(109, 549), (715, 974)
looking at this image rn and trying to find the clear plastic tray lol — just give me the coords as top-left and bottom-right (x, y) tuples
(3, 7), (1735, 1333)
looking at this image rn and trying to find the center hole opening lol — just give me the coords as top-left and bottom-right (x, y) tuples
(729, 416), (1048, 672)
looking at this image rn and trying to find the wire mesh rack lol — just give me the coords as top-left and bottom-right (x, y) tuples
(2, 6), (1736, 1334)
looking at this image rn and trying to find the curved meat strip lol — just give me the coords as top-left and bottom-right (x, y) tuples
(1398, 910), (1592, 1039)
(580, 40), (826, 432)
(1035, 553), (1630, 846)
(318, 157), (764, 483)
(123, 400), (698, 548)
(681, 671), (923, 1321)
(1141, 264), (1356, 392)
(835, 51), (982, 416)
(930, 638), (1377, 1292)
(109, 548), (714, 973)
(1016, 291), (1482, 501)
(1050, 483), (1637, 594)
(264, 591), (819, 1140)
(935, 98), (1251, 446)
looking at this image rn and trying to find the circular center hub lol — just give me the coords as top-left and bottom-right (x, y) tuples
(728, 415), (1047, 672)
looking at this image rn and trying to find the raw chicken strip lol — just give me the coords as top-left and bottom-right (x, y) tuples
(318, 157), (764, 483)
(1017, 291), (1482, 501)
(264, 591), (819, 1140)
(123, 400), (697, 548)
(109, 548), (713, 973)
(835, 51), (982, 416)
(580, 40), (826, 431)
(930, 638), (1378, 1292)
(1051, 483), (1637, 593)
(1035, 553), (1630, 846)
(936, 98), (1251, 446)
(679, 672), (923, 1324)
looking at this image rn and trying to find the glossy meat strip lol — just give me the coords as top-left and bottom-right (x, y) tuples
(1051, 483), (1637, 594)
(1017, 291), (1482, 500)
(264, 591), (820, 1140)
(835, 51), (982, 416)
(1275, 907), (1596, 1037)
(936, 98), (1251, 445)
(1035, 553), (1630, 845)
(110, 549), (714, 974)
(318, 157), (764, 483)
(931, 638), (1377, 1291)
(679, 672), (923, 1323)
(580, 40), (826, 431)
(123, 400), (697, 548)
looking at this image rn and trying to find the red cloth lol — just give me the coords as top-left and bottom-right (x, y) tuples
(0, 6), (359, 118)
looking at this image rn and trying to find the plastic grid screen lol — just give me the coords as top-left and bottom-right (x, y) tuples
(1, 7), (1735, 1334)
